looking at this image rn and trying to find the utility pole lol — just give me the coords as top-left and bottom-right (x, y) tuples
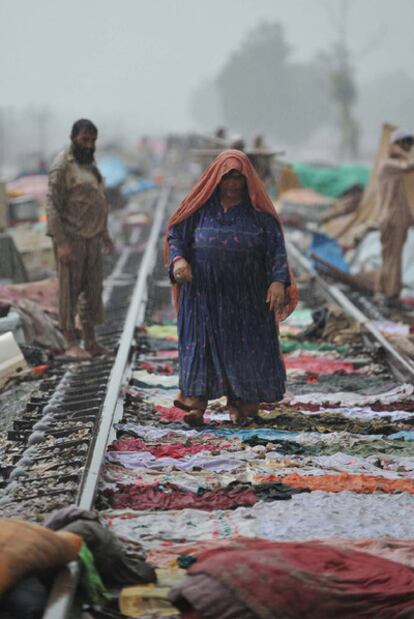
(323, 0), (360, 160)
(36, 108), (50, 164)
(334, 0), (359, 160)
(0, 108), (4, 175)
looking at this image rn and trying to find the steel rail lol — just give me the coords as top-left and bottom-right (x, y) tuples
(102, 226), (142, 306)
(42, 185), (171, 619)
(286, 238), (414, 381)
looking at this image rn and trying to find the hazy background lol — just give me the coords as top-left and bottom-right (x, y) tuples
(1, 0), (414, 172)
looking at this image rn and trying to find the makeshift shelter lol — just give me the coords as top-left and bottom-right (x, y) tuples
(323, 123), (414, 247)
(292, 162), (370, 199)
(0, 234), (28, 283)
(6, 174), (48, 205)
(98, 156), (128, 189)
(276, 165), (300, 196)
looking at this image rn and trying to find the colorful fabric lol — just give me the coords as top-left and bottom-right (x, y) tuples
(284, 355), (355, 374)
(105, 493), (414, 546)
(272, 471), (414, 494)
(389, 431), (414, 441)
(171, 573), (255, 619)
(170, 538), (414, 618)
(154, 405), (187, 422)
(106, 451), (245, 473)
(321, 538), (414, 570)
(106, 484), (257, 511)
(138, 360), (176, 374)
(145, 325), (178, 340)
(104, 316), (414, 584)
(132, 370), (178, 389)
(109, 436), (229, 459)
(292, 162), (370, 198)
(280, 339), (346, 353)
(289, 383), (414, 406)
(78, 543), (111, 606)
(114, 423), (198, 441)
(318, 406), (414, 421)
(259, 408), (408, 435)
(208, 428), (299, 441)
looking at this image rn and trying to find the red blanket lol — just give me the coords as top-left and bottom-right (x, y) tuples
(184, 539), (414, 618)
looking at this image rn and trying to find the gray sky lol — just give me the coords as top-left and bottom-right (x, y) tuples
(1, 0), (414, 136)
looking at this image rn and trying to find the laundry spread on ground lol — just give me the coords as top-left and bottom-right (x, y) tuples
(99, 308), (414, 618)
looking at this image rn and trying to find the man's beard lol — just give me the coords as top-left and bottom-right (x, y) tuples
(72, 143), (95, 164)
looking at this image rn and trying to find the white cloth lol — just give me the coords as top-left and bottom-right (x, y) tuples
(290, 383), (414, 406)
(103, 492), (414, 549)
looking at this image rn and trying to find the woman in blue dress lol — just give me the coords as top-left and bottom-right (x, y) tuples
(166, 150), (297, 425)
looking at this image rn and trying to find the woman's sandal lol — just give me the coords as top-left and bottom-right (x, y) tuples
(183, 409), (205, 427)
(174, 399), (192, 412)
(174, 399), (206, 426)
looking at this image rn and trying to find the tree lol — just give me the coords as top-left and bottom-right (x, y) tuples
(214, 22), (331, 145)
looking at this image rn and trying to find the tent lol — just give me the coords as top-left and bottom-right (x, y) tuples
(292, 162), (370, 199)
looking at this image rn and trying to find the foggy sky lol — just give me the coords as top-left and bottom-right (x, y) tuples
(1, 0), (414, 138)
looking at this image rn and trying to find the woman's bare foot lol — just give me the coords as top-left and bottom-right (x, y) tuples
(65, 344), (91, 359)
(173, 394), (207, 426)
(227, 400), (245, 424)
(85, 342), (114, 357)
(174, 395), (207, 411)
(227, 400), (259, 424)
(240, 402), (260, 419)
(183, 410), (205, 426)
(226, 400), (245, 426)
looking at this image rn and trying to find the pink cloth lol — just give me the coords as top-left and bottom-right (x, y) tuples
(284, 356), (355, 374)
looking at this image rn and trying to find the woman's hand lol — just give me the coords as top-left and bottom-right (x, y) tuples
(266, 281), (285, 313)
(173, 258), (192, 283)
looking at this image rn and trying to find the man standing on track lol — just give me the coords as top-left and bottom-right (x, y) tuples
(47, 119), (113, 358)
(376, 128), (414, 307)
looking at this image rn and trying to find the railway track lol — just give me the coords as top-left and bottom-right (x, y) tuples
(0, 186), (171, 616)
(38, 186), (172, 619)
(1, 175), (414, 618)
(286, 237), (414, 383)
(0, 188), (171, 519)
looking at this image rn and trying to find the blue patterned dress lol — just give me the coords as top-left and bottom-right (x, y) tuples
(168, 191), (290, 403)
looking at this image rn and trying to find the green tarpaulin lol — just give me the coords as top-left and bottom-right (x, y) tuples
(292, 163), (370, 198)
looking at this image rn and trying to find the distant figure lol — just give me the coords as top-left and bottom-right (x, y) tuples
(376, 128), (414, 305)
(210, 127), (227, 149)
(215, 127), (227, 142)
(137, 136), (155, 176)
(250, 134), (272, 184)
(46, 119), (113, 357)
(230, 135), (246, 151)
(253, 134), (266, 149)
